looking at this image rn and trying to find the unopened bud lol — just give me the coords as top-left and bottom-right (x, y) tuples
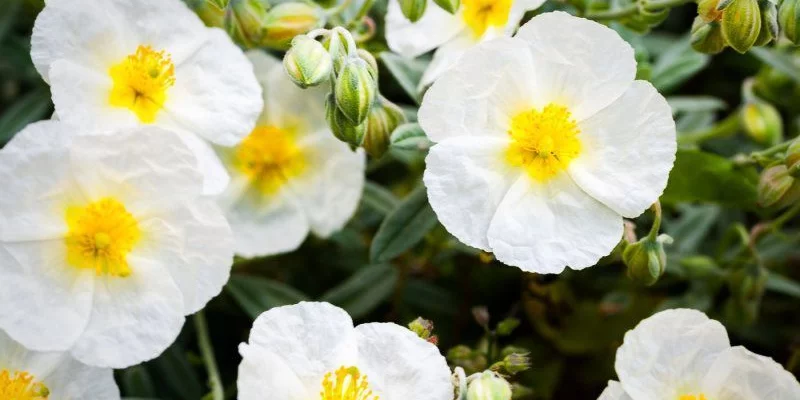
(720, 0), (762, 53)
(357, 49), (379, 79)
(500, 353), (530, 375)
(623, 235), (672, 286)
(467, 371), (513, 400)
(779, 0), (800, 43)
(755, 0), (778, 46)
(283, 36), (332, 88)
(691, 18), (727, 54)
(495, 318), (520, 336)
(757, 164), (800, 207)
(363, 97), (406, 158)
(408, 317), (434, 339)
(680, 255), (721, 279)
(399, 0), (428, 22)
(433, 0), (461, 14)
(741, 101), (783, 146)
(224, 0), (269, 48)
(335, 57), (377, 124)
(326, 93), (366, 147)
(784, 137), (800, 177)
(324, 30), (352, 75)
(261, 2), (325, 50)
(698, 0), (724, 21)
(193, 0), (226, 28)
(471, 306), (490, 329)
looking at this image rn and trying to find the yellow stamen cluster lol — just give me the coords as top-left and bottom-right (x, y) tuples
(462, 0), (513, 37)
(506, 104), (582, 182)
(320, 366), (378, 400)
(109, 45), (175, 123)
(235, 125), (307, 195)
(65, 198), (141, 277)
(679, 394), (708, 400)
(0, 370), (49, 400)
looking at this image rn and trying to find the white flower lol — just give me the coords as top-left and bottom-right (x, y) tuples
(31, 0), (263, 195)
(237, 302), (453, 400)
(215, 51), (366, 258)
(386, 0), (546, 87)
(419, 12), (676, 274)
(0, 329), (119, 400)
(0, 121), (234, 368)
(601, 308), (800, 400)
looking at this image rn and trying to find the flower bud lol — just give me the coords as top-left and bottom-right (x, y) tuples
(283, 36), (332, 88)
(261, 2), (325, 50)
(433, 0), (461, 13)
(408, 317), (434, 339)
(623, 235), (672, 286)
(363, 97), (406, 158)
(192, 0), (226, 28)
(466, 371), (513, 400)
(400, 0), (428, 22)
(471, 306), (490, 329)
(680, 255), (721, 279)
(326, 93), (366, 147)
(784, 137), (800, 177)
(499, 353), (530, 375)
(324, 30), (351, 75)
(757, 164), (800, 207)
(335, 57), (377, 124)
(779, 0), (800, 43)
(755, 0), (778, 46)
(720, 0), (761, 53)
(741, 101), (783, 146)
(224, 0), (268, 48)
(357, 49), (379, 80)
(698, 0), (724, 21)
(691, 18), (727, 54)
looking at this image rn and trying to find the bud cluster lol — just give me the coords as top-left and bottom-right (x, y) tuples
(691, 0), (778, 54)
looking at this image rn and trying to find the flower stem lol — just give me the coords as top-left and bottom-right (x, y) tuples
(194, 311), (224, 400)
(647, 201), (663, 241)
(586, 0), (693, 20)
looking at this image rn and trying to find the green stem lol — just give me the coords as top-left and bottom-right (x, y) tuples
(679, 112), (741, 146)
(586, 0), (693, 20)
(326, 0), (353, 17)
(771, 201), (800, 231)
(349, 0), (375, 26)
(194, 311), (224, 400)
(647, 201), (663, 241)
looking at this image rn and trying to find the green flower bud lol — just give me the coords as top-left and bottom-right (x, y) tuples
(357, 49), (379, 80)
(433, 0), (460, 13)
(784, 137), (800, 177)
(721, 0), (762, 53)
(326, 93), (366, 147)
(757, 164), (800, 207)
(691, 17), (727, 54)
(408, 317), (434, 340)
(698, 0), (724, 22)
(335, 57), (377, 124)
(779, 0), (800, 43)
(680, 255), (722, 279)
(499, 353), (530, 375)
(363, 97), (406, 158)
(261, 2), (325, 50)
(729, 267), (767, 303)
(467, 371), (513, 400)
(755, 0), (779, 46)
(400, 0), (428, 22)
(283, 36), (332, 88)
(495, 318), (521, 336)
(324, 30), (352, 75)
(191, 0), (226, 28)
(224, 0), (269, 48)
(623, 235), (672, 286)
(741, 101), (783, 146)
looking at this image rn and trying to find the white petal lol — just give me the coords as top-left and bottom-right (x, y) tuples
(237, 343), (310, 400)
(355, 323), (453, 400)
(288, 139), (366, 238)
(423, 136), (520, 251)
(506, 0), (547, 33)
(487, 174), (623, 273)
(702, 346), (800, 400)
(163, 29), (262, 147)
(418, 37), (537, 142)
(385, 0), (465, 58)
(514, 12), (636, 120)
(568, 81), (677, 218)
(615, 309), (730, 400)
(244, 302), (359, 391)
(177, 131), (231, 196)
(598, 381), (633, 400)
(261, 58), (329, 135)
(70, 255), (185, 368)
(0, 240), (94, 352)
(419, 34), (475, 88)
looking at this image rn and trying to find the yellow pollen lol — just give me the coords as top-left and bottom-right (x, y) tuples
(109, 45), (175, 123)
(65, 198), (141, 277)
(679, 394), (708, 400)
(320, 366), (379, 400)
(235, 125), (307, 195)
(506, 104), (582, 182)
(462, 0), (513, 37)
(0, 369), (49, 400)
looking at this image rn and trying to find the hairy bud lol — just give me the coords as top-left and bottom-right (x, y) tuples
(721, 0), (762, 53)
(466, 371), (513, 400)
(784, 137), (800, 177)
(741, 101), (783, 146)
(757, 164), (800, 208)
(691, 18), (727, 54)
(433, 0), (461, 14)
(755, 0), (779, 46)
(335, 57), (377, 124)
(224, 0), (268, 48)
(326, 94), (366, 147)
(283, 36), (332, 88)
(261, 2), (325, 50)
(623, 235), (673, 286)
(400, 0), (428, 22)
(363, 97), (406, 158)
(779, 0), (800, 43)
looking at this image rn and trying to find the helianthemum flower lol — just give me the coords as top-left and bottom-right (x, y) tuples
(237, 302), (453, 400)
(386, 0), (546, 87)
(215, 51), (366, 257)
(420, 12), (677, 274)
(0, 329), (119, 399)
(0, 122), (234, 368)
(30, 0), (263, 194)
(600, 309), (800, 400)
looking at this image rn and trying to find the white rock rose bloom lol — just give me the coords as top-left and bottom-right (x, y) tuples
(31, 0), (263, 195)
(215, 51), (366, 258)
(0, 122), (234, 368)
(0, 329), (120, 400)
(237, 302), (453, 400)
(420, 12), (677, 274)
(600, 308), (800, 400)
(386, 0), (546, 87)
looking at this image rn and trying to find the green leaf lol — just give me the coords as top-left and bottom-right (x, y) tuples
(379, 52), (428, 104)
(226, 275), (309, 319)
(370, 186), (438, 262)
(667, 96), (727, 114)
(650, 37), (710, 92)
(0, 0), (21, 43)
(120, 366), (157, 398)
(750, 47), (800, 84)
(390, 122), (432, 151)
(361, 181), (399, 215)
(662, 149), (758, 207)
(765, 271), (800, 298)
(149, 344), (204, 400)
(320, 263), (398, 318)
(0, 87), (52, 145)
(664, 205), (721, 254)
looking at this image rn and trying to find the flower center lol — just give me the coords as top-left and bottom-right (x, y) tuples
(506, 104), (582, 182)
(65, 198), (141, 277)
(109, 45), (176, 123)
(235, 125), (307, 195)
(320, 366), (378, 400)
(679, 394), (708, 400)
(462, 0), (512, 37)
(0, 369), (49, 400)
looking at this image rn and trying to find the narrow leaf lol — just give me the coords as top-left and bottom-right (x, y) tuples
(361, 181), (399, 215)
(370, 186), (438, 262)
(390, 122), (432, 151)
(226, 275), (309, 319)
(321, 264), (398, 318)
(750, 47), (800, 84)
(0, 87), (52, 145)
(662, 149), (758, 207)
(379, 52), (428, 104)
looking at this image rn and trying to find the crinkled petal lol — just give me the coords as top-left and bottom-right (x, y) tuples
(487, 173), (623, 273)
(568, 81), (677, 218)
(505, 0), (547, 33)
(419, 33), (474, 88)
(386, 0), (465, 58)
(355, 323), (453, 400)
(514, 11), (636, 120)
(598, 381), (633, 400)
(237, 343), (310, 400)
(176, 130), (231, 196)
(423, 136), (520, 251)
(615, 309), (730, 400)
(702, 346), (800, 400)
